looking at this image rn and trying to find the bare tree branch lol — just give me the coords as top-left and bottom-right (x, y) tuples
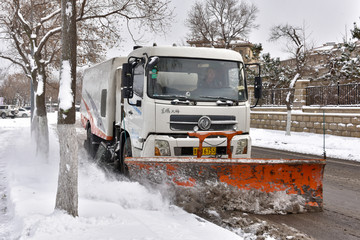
(40, 9), (61, 25)
(186, 0), (258, 48)
(9, 31), (31, 70)
(36, 26), (61, 56)
(269, 23), (315, 77)
(0, 54), (28, 74)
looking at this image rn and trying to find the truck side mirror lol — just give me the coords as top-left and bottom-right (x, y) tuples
(245, 63), (262, 108)
(254, 76), (262, 99)
(122, 63), (134, 98)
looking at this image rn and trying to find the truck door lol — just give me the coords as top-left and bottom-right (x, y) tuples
(125, 63), (145, 150)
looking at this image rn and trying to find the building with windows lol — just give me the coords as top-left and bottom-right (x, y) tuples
(280, 41), (360, 85)
(187, 38), (258, 64)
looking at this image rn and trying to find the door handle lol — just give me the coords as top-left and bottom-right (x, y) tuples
(128, 110), (133, 115)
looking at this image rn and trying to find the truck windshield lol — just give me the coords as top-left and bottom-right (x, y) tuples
(147, 57), (247, 102)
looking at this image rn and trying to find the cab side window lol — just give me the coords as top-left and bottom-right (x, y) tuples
(133, 64), (144, 98)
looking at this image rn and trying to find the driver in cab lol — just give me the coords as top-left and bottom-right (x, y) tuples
(200, 67), (224, 88)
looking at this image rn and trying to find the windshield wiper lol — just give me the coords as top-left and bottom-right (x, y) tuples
(200, 96), (238, 106)
(171, 99), (190, 105)
(154, 94), (196, 105)
(200, 95), (237, 101)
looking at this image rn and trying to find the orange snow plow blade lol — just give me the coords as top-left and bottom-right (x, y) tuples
(125, 157), (325, 214)
(124, 131), (325, 214)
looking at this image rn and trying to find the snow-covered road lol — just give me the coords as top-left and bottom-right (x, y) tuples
(0, 129), (12, 240)
(0, 121), (29, 240)
(1, 112), (359, 239)
(251, 128), (360, 162)
(0, 114), (246, 240)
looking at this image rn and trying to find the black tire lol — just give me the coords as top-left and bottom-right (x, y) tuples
(122, 136), (132, 158)
(1, 113), (6, 119)
(86, 126), (98, 158)
(22, 114), (27, 117)
(118, 134), (131, 175)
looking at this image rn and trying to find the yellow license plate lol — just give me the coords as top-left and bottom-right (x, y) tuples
(193, 147), (216, 156)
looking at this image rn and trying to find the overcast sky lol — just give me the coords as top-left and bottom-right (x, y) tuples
(1, 0), (359, 70)
(114, 0), (360, 60)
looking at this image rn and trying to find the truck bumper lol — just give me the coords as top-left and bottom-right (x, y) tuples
(140, 133), (251, 158)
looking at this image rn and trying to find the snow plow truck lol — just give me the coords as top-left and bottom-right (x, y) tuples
(80, 46), (325, 214)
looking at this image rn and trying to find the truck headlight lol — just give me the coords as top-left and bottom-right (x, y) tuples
(155, 140), (171, 156)
(235, 139), (248, 155)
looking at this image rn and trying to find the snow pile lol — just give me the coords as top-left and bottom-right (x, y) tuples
(58, 60), (74, 112)
(128, 162), (316, 215)
(0, 113), (243, 240)
(172, 183), (308, 215)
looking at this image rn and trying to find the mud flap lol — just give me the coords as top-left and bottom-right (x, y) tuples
(125, 157), (325, 214)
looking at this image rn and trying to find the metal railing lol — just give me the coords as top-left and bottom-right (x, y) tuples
(306, 83), (360, 106)
(260, 88), (295, 106)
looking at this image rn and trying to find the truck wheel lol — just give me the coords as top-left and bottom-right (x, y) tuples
(1, 113), (6, 119)
(119, 136), (131, 175)
(86, 127), (98, 158)
(122, 137), (132, 158)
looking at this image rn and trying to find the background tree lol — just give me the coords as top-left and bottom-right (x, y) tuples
(0, 73), (30, 105)
(323, 42), (360, 84)
(250, 43), (263, 62)
(261, 53), (296, 89)
(186, 0), (258, 48)
(268, 24), (312, 136)
(55, 0), (78, 217)
(0, 0), (173, 158)
(269, 23), (314, 78)
(351, 20), (360, 40)
(0, 72), (82, 109)
(315, 21), (360, 85)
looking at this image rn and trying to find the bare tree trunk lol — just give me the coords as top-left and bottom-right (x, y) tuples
(31, 114), (49, 159)
(285, 73), (300, 136)
(56, 124), (78, 216)
(55, 0), (78, 217)
(31, 67), (49, 160)
(285, 109), (292, 136)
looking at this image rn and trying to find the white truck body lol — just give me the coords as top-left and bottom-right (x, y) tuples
(81, 46), (252, 159)
(81, 57), (127, 140)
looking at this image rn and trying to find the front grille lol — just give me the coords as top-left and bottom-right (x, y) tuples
(170, 115), (237, 131)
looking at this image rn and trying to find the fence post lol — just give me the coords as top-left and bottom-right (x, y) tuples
(337, 81), (340, 105)
(293, 79), (311, 109)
